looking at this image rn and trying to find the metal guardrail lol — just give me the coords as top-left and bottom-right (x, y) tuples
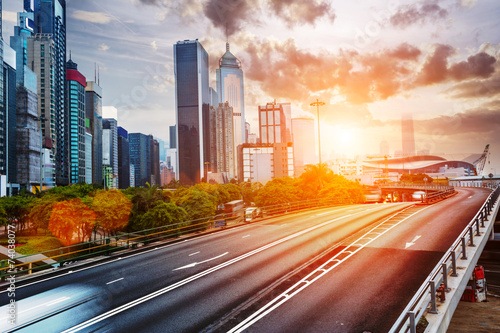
(382, 184), (454, 191)
(0, 196), (343, 281)
(390, 185), (500, 333)
(423, 188), (456, 204)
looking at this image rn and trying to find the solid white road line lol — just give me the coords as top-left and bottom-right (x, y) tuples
(106, 278), (124, 285)
(188, 251), (200, 256)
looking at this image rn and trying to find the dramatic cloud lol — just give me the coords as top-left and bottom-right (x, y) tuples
(390, 2), (448, 28)
(71, 10), (114, 24)
(204, 0), (254, 36)
(416, 44), (496, 85)
(446, 75), (500, 99)
(268, 0), (336, 27)
(387, 43), (422, 60)
(415, 108), (500, 136)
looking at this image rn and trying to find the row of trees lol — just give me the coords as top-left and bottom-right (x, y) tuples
(0, 164), (364, 246)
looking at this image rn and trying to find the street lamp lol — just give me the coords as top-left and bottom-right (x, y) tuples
(310, 99), (325, 165)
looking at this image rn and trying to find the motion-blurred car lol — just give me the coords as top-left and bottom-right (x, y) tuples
(412, 191), (426, 201)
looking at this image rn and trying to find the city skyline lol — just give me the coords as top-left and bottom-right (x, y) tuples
(2, 0), (499, 172)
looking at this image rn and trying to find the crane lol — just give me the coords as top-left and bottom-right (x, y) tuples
(473, 144), (490, 176)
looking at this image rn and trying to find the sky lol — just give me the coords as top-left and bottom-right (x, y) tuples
(2, 0), (500, 175)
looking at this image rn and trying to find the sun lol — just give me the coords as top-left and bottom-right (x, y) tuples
(321, 125), (362, 157)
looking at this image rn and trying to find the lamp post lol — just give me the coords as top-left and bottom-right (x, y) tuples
(310, 99), (325, 165)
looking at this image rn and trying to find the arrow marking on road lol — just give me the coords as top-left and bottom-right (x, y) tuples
(173, 252), (229, 271)
(405, 235), (422, 249)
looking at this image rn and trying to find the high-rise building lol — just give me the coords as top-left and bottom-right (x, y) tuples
(85, 81), (103, 185)
(169, 125), (176, 149)
(292, 118), (315, 177)
(84, 132), (92, 184)
(102, 118), (118, 189)
(280, 102), (292, 143)
(174, 39), (210, 185)
(33, 0), (67, 185)
(27, 34), (57, 185)
(129, 132), (151, 188)
(237, 142), (294, 184)
(211, 102), (235, 179)
(259, 101), (288, 144)
(117, 127), (130, 189)
(402, 113), (415, 157)
(151, 138), (160, 186)
(11, 10), (42, 192)
(1, 42), (18, 190)
(216, 43), (245, 148)
(66, 58), (86, 184)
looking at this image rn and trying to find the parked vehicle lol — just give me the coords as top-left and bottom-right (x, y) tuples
(412, 191), (426, 201)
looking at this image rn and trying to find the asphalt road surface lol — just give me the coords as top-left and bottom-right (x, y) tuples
(0, 187), (491, 333)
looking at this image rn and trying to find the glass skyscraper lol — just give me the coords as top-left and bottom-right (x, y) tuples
(129, 132), (151, 188)
(216, 43), (246, 159)
(34, 0), (67, 185)
(117, 126), (130, 189)
(174, 40), (210, 185)
(66, 58), (86, 184)
(85, 81), (102, 185)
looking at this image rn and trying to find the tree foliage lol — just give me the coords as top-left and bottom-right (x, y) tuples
(92, 190), (132, 236)
(172, 187), (216, 221)
(254, 177), (302, 207)
(48, 198), (96, 245)
(138, 202), (187, 230)
(400, 173), (433, 183)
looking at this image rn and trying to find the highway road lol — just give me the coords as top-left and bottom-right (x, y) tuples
(0, 187), (491, 332)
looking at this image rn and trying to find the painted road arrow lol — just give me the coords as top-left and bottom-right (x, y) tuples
(173, 252), (229, 271)
(405, 235), (422, 249)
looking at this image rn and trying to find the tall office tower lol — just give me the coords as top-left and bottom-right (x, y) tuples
(102, 118), (118, 189)
(84, 132), (92, 184)
(174, 39), (210, 185)
(0, 42), (17, 190)
(292, 118), (316, 177)
(280, 103), (292, 143)
(169, 125), (176, 149)
(27, 34), (58, 185)
(11, 10), (42, 191)
(129, 132), (151, 188)
(402, 113), (415, 157)
(151, 138), (160, 186)
(85, 81), (103, 185)
(210, 102), (235, 179)
(245, 122), (250, 143)
(259, 101), (288, 144)
(209, 87), (218, 108)
(216, 43), (246, 170)
(117, 127), (130, 189)
(33, 0), (67, 185)
(156, 138), (166, 162)
(66, 58), (86, 184)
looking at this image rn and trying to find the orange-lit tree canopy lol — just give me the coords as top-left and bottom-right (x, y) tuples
(92, 189), (132, 237)
(49, 198), (96, 245)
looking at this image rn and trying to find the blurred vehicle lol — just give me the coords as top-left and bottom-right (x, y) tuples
(0, 284), (99, 332)
(244, 207), (261, 221)
(363, 186), (383, 203)
(412, 191), (426, 201)
(224, 200), (244, 219)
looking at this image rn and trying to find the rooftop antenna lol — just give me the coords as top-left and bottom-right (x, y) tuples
(225, 22), (229, 52)
(94, 62), (96, 82)
(69, 50), (71, 61)
(98, 65), (100, 86)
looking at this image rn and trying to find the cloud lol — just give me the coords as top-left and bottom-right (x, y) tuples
(390, 1), (448, 29)
(71, 10), (114, 24)
(415, 108), (500, 136)
(98, 43), (110, 51)
(204, 0), (254, 36)
(446, 75), (500, 99)
(151, 40), (158, 51)
(268, 0), (336, 27)
(416, 44), (496, 85)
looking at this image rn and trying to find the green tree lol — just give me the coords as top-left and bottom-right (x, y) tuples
(172, 187), (217, 221)
(319, 175), (364, 204)
(254, 177), (302, 207)
(239, 181), (263, 205)
(0, 196), (34, 232)
(299, 163), (334, 197)
(92, 190), (133, 237)
(138, 202), (187, 230)
(28, 197), (57, 234)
